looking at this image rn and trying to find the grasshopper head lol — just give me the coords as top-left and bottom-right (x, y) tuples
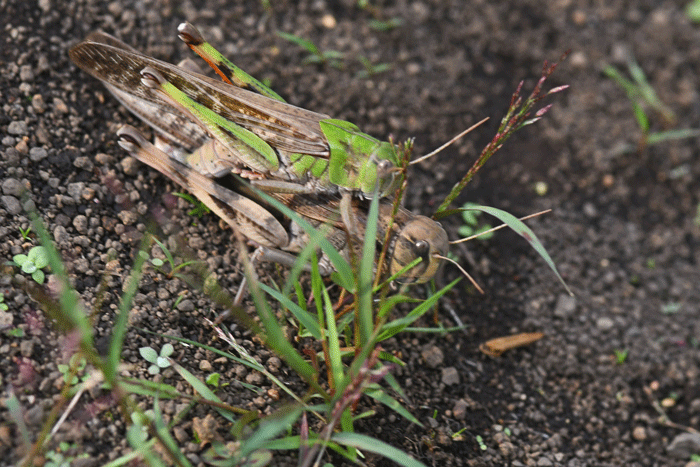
(389, 216), (449, 283)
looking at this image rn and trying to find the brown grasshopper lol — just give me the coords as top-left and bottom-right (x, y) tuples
(70, 24), (449, 283)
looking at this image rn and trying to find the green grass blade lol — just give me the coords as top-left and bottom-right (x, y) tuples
(358, 193), (380, 346)
(377, 278), (459, 341)
(107, 237), (149, 383)
(119, 378), (182, 399)
(5, 388), (31, 449)
(234, 404), (303, 460)
(277, 31), (320, 55)
(465, 205), (572, 295)
(631, 101), (649, 133)
(647, 128), (700, 145)
(331, 432), (428, 467)
(259, 282), (322, 340)
(29, 212), (94, 353)
(603, 65), (639, 99)
(320, 268), (343, 389)
(152, 396), (193, 467)
(245, 182), (355, 292)
(127, 428), (165, 467)
(159, 332), (310, 407)
(365, 387), (422, 426)
(244, 256), (327, 396)
(172, 362), (236, 423)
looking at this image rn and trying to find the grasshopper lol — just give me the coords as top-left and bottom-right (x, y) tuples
(69, 23), (399, 198)
(116, 126), (448, 283)
(69, 24), (449, 283)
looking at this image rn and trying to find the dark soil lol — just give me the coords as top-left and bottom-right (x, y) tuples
(2, 1), (700, 466)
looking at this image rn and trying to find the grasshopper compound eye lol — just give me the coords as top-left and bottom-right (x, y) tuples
(390, 216), (449, 284)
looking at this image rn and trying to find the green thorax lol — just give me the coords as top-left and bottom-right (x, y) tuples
(290, 119), (400, 197)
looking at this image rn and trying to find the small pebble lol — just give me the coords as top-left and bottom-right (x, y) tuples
(20, 340), (34, 358)
(632, 426), (646, 441)
(2, 196), (22, 215)
(8, 121), (28, 136)
(53, 97), (68, 114)
(596, 317), (614, 331)
(73, 215), (88, 234)
(120, 156), (140, 175)
(53, 225), (69, 244)
(176, 299), (195, 312)
(29, 147), (48, 161)
(20, 65), (35, 81)
(441, 367), (460, 385)
(73, 156), (94, 171)
(32, 94), (47, 113)
(421, 345), (444, 368)
(199, 360), (213, 371)
(117, 210), (138, 225)
(453, 399), (468, 420)
(2, 178), (25, 197)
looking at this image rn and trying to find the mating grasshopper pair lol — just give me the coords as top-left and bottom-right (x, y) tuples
(69, 23), (449, 283)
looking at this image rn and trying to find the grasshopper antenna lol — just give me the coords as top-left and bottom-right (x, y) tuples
(450, 209), (551, 245)
(434, 253), (484, 294)
(410, 117), (489, 166)
(439, 209), (552, 294)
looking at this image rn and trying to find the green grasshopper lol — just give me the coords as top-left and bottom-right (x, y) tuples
(115, 126), (448, 283)
(69, 24), (450, 283)
(69, 23), (399, 198)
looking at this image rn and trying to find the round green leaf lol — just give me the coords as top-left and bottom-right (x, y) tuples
(29, 246), (49, 269)
(32, 270), (45, 284)
(139, 346), (158, 363)
(22, 262), (37, 274)
(160, 343), (174, 357)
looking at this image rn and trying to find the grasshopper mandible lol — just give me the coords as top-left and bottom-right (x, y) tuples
(69, 24), (449, 283)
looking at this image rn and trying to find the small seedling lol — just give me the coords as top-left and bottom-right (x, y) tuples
(6, 327), (24, 337)
(613, 349), (629, 365)
(19, 226), (32, 240)
(603, 59), (700, 150)
(458, 202), (494, 240)
(277, 31), (344, 69)
(57, 354), (88, 385)
(0, 293), (8, 312)
(139, 343), (174, 374)
(475, 435), (487, 451)
(356, 56), (391, 79)
(172, 192), (211, 217)
(149, 237), (198, 279)
(12, 245), (50, 284)
(206, 373), (221, 388)
(44, 442), (88, 467)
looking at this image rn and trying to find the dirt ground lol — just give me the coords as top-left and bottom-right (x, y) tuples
(2, 0), (700, 466)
